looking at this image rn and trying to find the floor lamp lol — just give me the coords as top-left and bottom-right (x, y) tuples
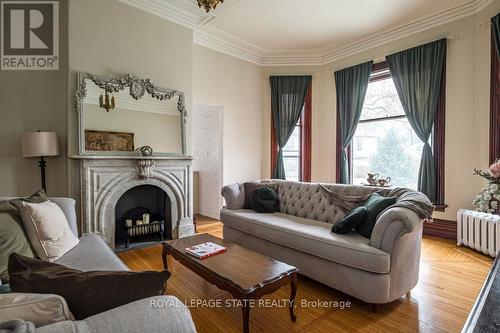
(20, 131), (60, 193)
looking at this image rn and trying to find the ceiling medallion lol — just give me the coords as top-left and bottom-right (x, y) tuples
(197, 0), (223, 13)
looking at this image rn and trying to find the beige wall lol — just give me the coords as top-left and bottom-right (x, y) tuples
(0, 0), (68, 197)
(193, 45), (262, 185)
(68, 0), (194, 195)
(262, 1), (500, 220)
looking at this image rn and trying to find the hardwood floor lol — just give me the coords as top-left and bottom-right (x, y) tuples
(118, 217), (492, 333)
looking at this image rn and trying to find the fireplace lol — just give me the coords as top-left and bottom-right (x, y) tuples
(72, 156), (195, 248)
(115, 185), (172, 249)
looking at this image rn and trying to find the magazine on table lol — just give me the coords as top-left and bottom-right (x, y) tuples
(185, 242), (226, 259)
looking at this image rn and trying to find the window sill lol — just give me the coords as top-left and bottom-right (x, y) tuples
(433, 204), (448, 212)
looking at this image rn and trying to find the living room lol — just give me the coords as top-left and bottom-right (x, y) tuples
(1, 0), (499, 332)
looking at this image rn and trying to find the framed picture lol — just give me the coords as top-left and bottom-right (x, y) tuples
(85, 130), (134, 152)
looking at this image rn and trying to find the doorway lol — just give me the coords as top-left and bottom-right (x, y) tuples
(192, 104), (224, 219)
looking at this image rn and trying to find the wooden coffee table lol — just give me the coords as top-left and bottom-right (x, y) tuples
(162, 233), (298, 333)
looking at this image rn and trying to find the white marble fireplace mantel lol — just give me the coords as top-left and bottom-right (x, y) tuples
(70, 155), (195, 248)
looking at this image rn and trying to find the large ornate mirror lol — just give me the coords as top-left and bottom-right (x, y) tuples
(75, 73), (187, 156)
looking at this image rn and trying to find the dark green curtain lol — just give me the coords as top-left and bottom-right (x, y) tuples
(386, 39), (446, 202)
(493, 14), (500, 60)
(270, 75), (312, 179)
(334, 61), (373, 184)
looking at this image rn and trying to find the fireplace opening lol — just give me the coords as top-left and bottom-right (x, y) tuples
(115, 185), (172, 249)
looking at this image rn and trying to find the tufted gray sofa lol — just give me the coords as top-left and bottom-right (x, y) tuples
(220, 180), (425, 305)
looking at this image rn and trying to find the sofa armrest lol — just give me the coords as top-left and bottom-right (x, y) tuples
(84, 296), (196, 333)
(370, 207), (423, 253)
(221, 183), (245, 210)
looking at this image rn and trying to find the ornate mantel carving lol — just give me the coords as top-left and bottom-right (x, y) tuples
(136, 159), (156, 179)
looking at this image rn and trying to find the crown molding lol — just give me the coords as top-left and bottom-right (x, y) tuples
(119, 0), (494, 66)
(118, 0), (215, 28)
(193, 25), (264, 65)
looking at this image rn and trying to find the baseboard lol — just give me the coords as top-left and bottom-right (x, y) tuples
(423, 218), (457, 240)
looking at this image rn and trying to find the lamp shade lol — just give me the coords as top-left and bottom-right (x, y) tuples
(20, 132), (59, 158)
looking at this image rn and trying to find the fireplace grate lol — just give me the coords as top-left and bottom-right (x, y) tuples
(125, 220), (165, 248)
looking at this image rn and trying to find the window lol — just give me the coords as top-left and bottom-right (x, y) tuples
(337, 61), (446, 208)
(271, 84), (312, 182)
(351, 74), (424, 189)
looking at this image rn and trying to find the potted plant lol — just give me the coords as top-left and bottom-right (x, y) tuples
(473, 159), (500, 214)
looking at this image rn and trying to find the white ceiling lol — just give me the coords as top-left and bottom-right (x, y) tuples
(120, 0), (494, 65)
(208, 0), (464, 51)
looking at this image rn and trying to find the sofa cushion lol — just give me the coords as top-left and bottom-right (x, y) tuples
(250, 187), (279, 213)
(55, 234), (128, 271)
(8, 254), (171, 320)
(243, 181), (261, 209)
(0, 293), (74, 327)
(0, 213), (35, 281)
(17, 201), (79, 262)
(331, 206), (367, 234)
(355, 193), (397, 239)
(220, 209), (390, 274)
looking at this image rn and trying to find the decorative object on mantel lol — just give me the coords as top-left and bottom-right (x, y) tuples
(135, 145), (153, 156)
(136, 159), (156, 180)
(457, 209), (499, 257)
(473, 159), (500, 214)
(20, 131), (59, 192)
(85, 130), (134, 152)
(197, 0), (223, 13)
(98, 87), (115, 112)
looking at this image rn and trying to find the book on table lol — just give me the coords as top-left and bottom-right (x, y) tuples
(185, 242), (226, 259)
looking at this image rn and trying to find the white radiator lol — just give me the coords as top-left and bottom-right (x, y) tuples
(457, 209), (500, 257)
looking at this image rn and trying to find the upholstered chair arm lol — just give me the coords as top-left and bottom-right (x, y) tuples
(369, 207), (423, 253)
(221, 183), (245, 209)
(83, 296), (196, 333)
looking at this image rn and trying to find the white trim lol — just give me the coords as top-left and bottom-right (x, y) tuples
(119, 0), (494, 66)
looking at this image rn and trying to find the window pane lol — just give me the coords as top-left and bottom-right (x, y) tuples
(283, 125), (300, 152)
(283, 125), (301, 181)
(360, 78), (405, 121)
(353, 77), (424, 190)
(283, 156), (300, 182)
(352, 118), (423, 189)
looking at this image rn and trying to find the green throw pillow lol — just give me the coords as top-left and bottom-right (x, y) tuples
(331, 206), (367, 234)
(0, 189), (47, 281)
(0, 213), (35, 281)
(355, 193), (396, 239)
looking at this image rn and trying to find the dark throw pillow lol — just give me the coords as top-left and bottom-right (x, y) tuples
(355, 193), (396, 239)
(243, 181), (261, 209)
(249, 187), (279, 213)
(331, 206), (367, 234)
(8, 253), (170, 319)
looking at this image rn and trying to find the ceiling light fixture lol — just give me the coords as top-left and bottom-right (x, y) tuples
(197, 0), (223, 13)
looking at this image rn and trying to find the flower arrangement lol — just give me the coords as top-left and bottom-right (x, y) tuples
(473, 159), (500, 214)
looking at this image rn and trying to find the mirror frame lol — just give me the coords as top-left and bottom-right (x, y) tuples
(74, 72), (187, 156)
